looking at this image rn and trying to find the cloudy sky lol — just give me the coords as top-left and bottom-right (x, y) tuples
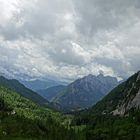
(0, 0), (140, 81)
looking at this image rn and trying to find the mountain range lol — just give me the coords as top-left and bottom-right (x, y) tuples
(20, 79), (68, 91)
(72, 71), (140, 140)
(51, 73), (119, 111)
(0, 71), (140, 139)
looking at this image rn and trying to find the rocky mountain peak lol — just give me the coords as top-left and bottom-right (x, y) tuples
(52, 73), (119, 111)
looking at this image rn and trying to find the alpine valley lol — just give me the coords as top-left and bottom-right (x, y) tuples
(0, 71), (140, 139)
(1, 0), (140, 139)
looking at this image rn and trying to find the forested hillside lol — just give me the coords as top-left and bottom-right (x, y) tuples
(0, 76), (48, 106)
(1, 71), (140, 140)
(0, 86), (84, 140)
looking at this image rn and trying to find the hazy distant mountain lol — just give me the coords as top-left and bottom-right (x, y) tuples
(37, 85), (66, 101)
(52, 74), (119, 111)
(20, 79), (68, 91)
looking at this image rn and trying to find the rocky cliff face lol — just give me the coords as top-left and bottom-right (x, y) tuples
(112, 71), (140, 116)
(52, 74), (119, 111)
(86, 71), (140, 116)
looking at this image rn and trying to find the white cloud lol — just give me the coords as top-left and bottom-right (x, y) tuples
(0, 0), (19, 25)
(0, 0), (140, 81)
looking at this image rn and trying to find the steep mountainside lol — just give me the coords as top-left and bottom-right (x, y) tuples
(0, 86), (80, 140)
(88, 71), (140, 116)
(72, 71), (140, 140)
(0, 76), (48, 106)
(52, 74), (119, 111)
(37, 85), (66, 101)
